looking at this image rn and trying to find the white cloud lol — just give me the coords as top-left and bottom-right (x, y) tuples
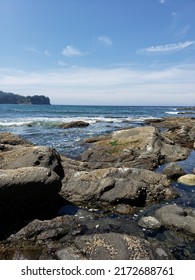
(97, 36), (113, 47)
(0, 64), (195, 105)
(139, 41), (195, 54)
(62, 45), (85, 57)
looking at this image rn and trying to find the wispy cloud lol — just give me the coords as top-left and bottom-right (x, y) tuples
(138, 41), (194, 54)
(97, 36), (113, 47)
(44, 49), (51, 57)
(62, 45), (86, 57)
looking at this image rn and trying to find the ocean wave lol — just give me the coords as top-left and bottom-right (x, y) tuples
(165, 111), (179, 115)
(0, 115), (157, 128)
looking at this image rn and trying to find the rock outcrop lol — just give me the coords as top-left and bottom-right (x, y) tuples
(61, 166), (176, 207)
(82, 126), (189, 170)
(0, 118), (194, 260)
(145, 117), (195, 149)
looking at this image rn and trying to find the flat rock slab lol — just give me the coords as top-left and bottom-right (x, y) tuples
(82, 126), (189, 170)
(61, 167), (177, 207)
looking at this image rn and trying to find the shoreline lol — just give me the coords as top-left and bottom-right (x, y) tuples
(0, 116), (195, 260)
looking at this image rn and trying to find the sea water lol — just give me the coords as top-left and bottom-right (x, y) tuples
(0, 104), (188, 158)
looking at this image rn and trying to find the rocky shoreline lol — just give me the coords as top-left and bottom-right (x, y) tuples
(0, 116), (195, 260)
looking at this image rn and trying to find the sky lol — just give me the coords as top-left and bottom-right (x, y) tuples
(0, 0), (195, 105)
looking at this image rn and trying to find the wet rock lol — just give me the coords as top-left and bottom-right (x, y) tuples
(81, 126), (189, 170)
(162, 163), (186, 180)
(138, 216), (162, 230)
(114, 204), (136, 215)
(177, 174), (195, 186)
(61, 167), (177, 207)
(57, 121), (89, 129)
(155, 205), (195, 236)
(9, 215), (81, 241)
(74, 233), (155, 260)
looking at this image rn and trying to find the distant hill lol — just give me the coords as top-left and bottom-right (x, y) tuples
(0, 91), (50, 105)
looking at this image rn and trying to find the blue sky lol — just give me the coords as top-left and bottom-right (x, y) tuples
(0, 0), (195, 105)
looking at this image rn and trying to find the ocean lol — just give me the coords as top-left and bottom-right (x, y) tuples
(0, 104), (187, 158)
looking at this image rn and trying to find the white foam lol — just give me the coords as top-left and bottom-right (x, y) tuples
(165, 111), (179, 115)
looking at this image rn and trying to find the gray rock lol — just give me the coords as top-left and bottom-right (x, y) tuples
(0, 146), (64, 178)
(61, 167), (177, 207)
(57, 121), (89, 129)
(56, 247), (86, 260)
(114, 204), (136, 215)
(81, 126), (189, 170)
(189, 126), (195, 141)
(0, 132), (33, 147)
(9, 215), (80, 241)
(145, 117), (195, 149)
(74, 233), (154, 259)
(155, 205), (195, 236)
(138, 216), (162, 230)
(0, 167), (61, 214)
(162, 163), (186, 179)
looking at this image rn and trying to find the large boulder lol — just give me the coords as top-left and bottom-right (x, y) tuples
(0, 167), (61, 216)
(0, 146), (64, 178)
(82, 126), (189, 170)
(155, 205), (195, 236)
(61, 167), (177, 207)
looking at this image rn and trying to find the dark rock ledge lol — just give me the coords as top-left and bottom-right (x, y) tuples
(0, 117), (195, 260)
